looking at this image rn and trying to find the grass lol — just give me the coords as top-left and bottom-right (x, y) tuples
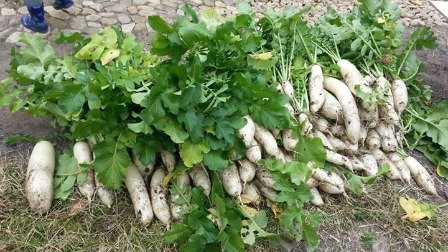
(1, 145), (448, 251)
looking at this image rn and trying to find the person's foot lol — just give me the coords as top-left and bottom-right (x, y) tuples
(21, 4), (49, 33)
(53, 0), (74, 10)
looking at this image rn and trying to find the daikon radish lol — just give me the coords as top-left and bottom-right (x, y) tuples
(330, 124), (345, 138)
(324, 77), (361, 143)
(298, 113), (313, 135)
(371, 149), (401, 180)
(170, 171), (190, 220)
(73, 142), (95, 203)
(189, 165), (211, 196)
(377, 122), (398, 152)
(315, 118), (330, 132)
(376, 76), (399, 125)
(161, 151), (176, 172)
(404, 156), (438, 195)
(325, 150), (353, 171)
(388, 153), (411, 184)
(132, 150), (154, 178)
(338, 59), (372, 95)
(246, 140), (262, 163)
(321, 90), (343, 121)
(241, 183), (262, 206)
(282, 80), (295, 99)
(254, 124), (280, 157)
(238, 159), (257, 185)
(284, 102), (295, 117)
(256, 168), (275, 189)
(94, 174), (113, 208)
(309, 64), (325, 114)
(256, 181), (278, 202)
(358, 154), (379, 176)
(314, 131), (334, 150)
(391, 79), (408, 114)
(150, 169), (171, 226)
(239, 115), (256, 147)
(25, 141), (55, 214)
(221, 164), (243, 197)
(326, 134), (347, 152)
(319, 182), (345, 194)
(309, 187), (324, 206)
(306, 177), (319, 187)
(311, 168), (344, 190)
(350, 156), (367, 172)
(359, 105), (378, 129)
(366, 130), (381, 150)
(125, 163), (153, 225)
(282, 129), (299, 152)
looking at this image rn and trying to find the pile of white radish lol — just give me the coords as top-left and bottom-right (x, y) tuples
(23, 60), (439, 224)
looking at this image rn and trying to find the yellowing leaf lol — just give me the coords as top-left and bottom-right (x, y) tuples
(270, 203), (283, 219)
(100, 49), (120, 65)
(249, 52), (273, 60)
(241, 204), (258, 218)
(399, 197), (439, 222)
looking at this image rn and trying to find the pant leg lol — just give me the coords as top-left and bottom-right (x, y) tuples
(23, 0), (43, 7)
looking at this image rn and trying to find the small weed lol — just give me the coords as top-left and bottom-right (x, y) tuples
(360, 232), (376, 249)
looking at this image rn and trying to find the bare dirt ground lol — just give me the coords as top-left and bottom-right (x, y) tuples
(1, 24), (447, 252)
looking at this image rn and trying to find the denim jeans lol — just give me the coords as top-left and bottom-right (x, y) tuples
(23, 0), (43, 7)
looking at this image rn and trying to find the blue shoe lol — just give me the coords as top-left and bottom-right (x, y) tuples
(21, 4), (49, 33)
(53, 0), (73, 10)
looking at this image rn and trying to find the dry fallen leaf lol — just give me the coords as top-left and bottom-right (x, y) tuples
(270, 203), (283, 219)
(241, 204), (258, 218)
(399, 197), (439, 222)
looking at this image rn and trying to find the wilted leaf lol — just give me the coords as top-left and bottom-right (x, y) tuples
(399, 197), (439, 222)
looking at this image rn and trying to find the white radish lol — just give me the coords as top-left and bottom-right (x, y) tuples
(376, 76), (399, 125)
(364, 74), (375, 85)
(241, 183), (262, 206)
(306, 177), (320, 187)
(325, 150), (353, 171)
(73, 142), (95, 203)
(404, 156), (438, 195)
(221, 164), (243, 197)
(170, 171), (190, 220)
(391, 79), (408, 114)
(256, 168), (275, 189)
(309, 64), (325, 114)
(256, 182), (278, 202)
(309, 187), (324, 206)
(360, 127), (368, 145)
(276, 83), (284, 93)
(311, 168), (344, 190)
(359, 105), (378, 129)
(338, 59), (372, 95)
(314, 131), (334, 150)
(150, 169), (171, 226)
(377, 122), (398, 152)
(254, 124), (283, 159)
(326, 134), (347, 152)
(330, 124), (345, 138)
(350, 156), (367, 172)
(284, 102), (295, 117)
(94, 174), (113, 208)
(371, 149), (401, 180)
(388, 153), (411, 184)
(132, 151), (154, 178)
(366, 130), (381, 150)
(324, 77), (361, 143)
(189, 165), (211, 196)
(125, 163), (153, 225)
(238, 159), (257, 185)
(246, 140), (262, 163)
(239, 115), (256, 147)
(161, 150), (176, 172)
(282, 80), (295, 99)
(298, 113), (313, 135)
(319, 182), (345, 194)
(315, 118), (330, 132)
(25, 141), (55, 215)
(282, 129), (299, 152)
(358, 154), (379, 176)
(321, 90), (343, 121)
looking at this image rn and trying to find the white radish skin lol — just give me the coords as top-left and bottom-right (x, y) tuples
(371, 149), (401, 180)
(309, 65), (325, 114)
(391, 79), (408, 114)
(132, 151), (154, 178)
(326, 135), (347, 152)
(314, 131), (334, 150)
(221, 164), (243, 197)
(189, 165), (211, 196)
(282, 80), (295, 99)
(125, 163), (153, 225)
(246, 141), (262, 163)
(338, 59), (372, 95)
(366, 130), (381, 150)
(330, 124), (345, 138)
(364, 75), (375, 85)
(325, 150), (353, 171)
(239, 116), (256, 148)
(298, 113), (313, 135)
(256, 168), (275, 189)
(284, 102), (295, 117)
(376, 76), (399, 125)
(343, 139), (359, 155)
(94, 174), (113, 208)
(306, 177), (320, 187)
(276, 83), (284, 93)
(161, 151), (176, 172)
(309, 187), (324, 206)
(319, 182), (345, 194)
(350, 156), (367, 172)
(315, 118), (330, 132)
(388, 153), (412, 184)
(324, 77), (361, 143)
(282, 129), (298, 152)
(241, 183), (262, 206)
(404, 156), (438, 195)
(359, 106), (378, 129)
(25, 141), (55, 215)
(150, 169), (171, 226)
(321, 91), (343, 121)
(170, 171), (190, 220)
(377, 122), (398, 152)
(358, 154), (379, 176)
(256, 182), (278, 202)
(254, 124), (281, 158)
(238, 159), (257, 185)
(312, 168), (344, 190)
(73, 142), (95, 203)
(360, 127), (368, 145)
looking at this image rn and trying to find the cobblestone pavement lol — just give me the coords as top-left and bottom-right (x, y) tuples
(0, 0), (447, 44)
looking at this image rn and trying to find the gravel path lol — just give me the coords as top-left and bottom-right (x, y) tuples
(0, 0), (446, 44)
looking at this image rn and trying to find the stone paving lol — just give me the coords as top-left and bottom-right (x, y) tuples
(0, 0), (447, 44)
